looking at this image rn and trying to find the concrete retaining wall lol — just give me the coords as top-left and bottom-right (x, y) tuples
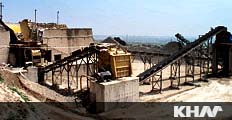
(43, 28), (94, 61)
(0, 31), (10, 64)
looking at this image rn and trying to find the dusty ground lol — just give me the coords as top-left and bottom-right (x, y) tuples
(132, 59), (203, 102)
(0, 82), (22, 102)
(0, 69), (98, 120)
(164, 77), (232, 102)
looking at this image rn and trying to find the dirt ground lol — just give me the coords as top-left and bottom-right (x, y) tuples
(164, 77), (232, 102)
(132, 59), (203, 102)
(0, 69), (98, 120)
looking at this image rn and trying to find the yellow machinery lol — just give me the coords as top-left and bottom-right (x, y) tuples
(19, 19), (31, 41)
(3, 19), (48, 67)
(6, 19), (31, 41)
(31, 50), (42, 65)
(6, 23), (21, 33)
(98, 47), (132, 79)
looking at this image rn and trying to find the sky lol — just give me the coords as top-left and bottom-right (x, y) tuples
(1, 0), (232, 36)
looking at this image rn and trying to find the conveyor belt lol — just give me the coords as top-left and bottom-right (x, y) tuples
(128, 50), (171, 57)
(42, 46), (100, 73)
(175, 33), (191, 46)
(137, 26), (227, 82)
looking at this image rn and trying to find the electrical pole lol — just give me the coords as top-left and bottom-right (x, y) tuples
(57, 11), (59, 25)
(34, 9), (38, 41)
(34, 9), (37, 23)
(0, 2), (4, 20)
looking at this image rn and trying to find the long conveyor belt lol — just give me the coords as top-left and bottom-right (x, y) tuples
(137, 26), (227, 82)
(42, 46), (100, 73)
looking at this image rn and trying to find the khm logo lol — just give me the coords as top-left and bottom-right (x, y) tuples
(174, 106), (223, 118)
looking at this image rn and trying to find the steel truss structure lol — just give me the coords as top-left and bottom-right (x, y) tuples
(129, 38), (213, 93)
(129, 39), (212, 93)
(39, 47), (99, 94)
(137, 26), (226, 93)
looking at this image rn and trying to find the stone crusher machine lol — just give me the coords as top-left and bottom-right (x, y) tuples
(97, 45), (133, 81)
(0, 19), (50, 67)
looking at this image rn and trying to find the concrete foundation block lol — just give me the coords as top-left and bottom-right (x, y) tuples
(25, 67), (38, 83)
(90, 77), (139, 113)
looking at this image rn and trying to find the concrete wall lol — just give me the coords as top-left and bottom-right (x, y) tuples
(43, 28), (94, 61)
(0, 31), (10, 64)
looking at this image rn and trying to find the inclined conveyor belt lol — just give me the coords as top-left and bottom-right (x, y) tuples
(42, 46), (100, 73)
(137, 26), (227, 82)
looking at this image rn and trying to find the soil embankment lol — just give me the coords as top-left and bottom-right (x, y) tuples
(0, 69), (98, 120)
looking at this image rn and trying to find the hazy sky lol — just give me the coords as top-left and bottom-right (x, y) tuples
(1, 0), (232, 36)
